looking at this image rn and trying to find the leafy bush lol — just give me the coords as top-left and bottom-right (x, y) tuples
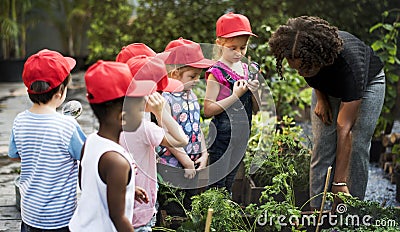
(244, 116), (311, 191)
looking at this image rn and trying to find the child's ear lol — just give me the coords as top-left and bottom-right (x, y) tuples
(53, 91), (63, 100)
(170, 69), (180, 80)
(120, 111), (126, 126)
(216, 38), (222, 46)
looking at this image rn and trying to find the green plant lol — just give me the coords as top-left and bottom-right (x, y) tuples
(320, 192), (400, 231)
(87, 0), (134, 63)
(370, 9), (400, 138)
(178, 188), (254, 232)
(246, 171), (306, 232)
(244, 116), (311, 191)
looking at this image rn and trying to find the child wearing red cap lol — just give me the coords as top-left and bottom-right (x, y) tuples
(120, 55), (187, 231)
(204, 12), (260, 194)
(116, 43), (157, 63)
(69, 61), (155, 232)
(156, 38), (215, 210)
(8, 49), (86, 231)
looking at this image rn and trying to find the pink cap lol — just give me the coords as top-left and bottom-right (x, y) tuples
(216, 12), (257, 38)
(116, 43), (156, 63)
(22, 49), (76, 94)
(85, 60), (156, 104)
(164, 37), (215, 68)
(126, 55), (184, 92)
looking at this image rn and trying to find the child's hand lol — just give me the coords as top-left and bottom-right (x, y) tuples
(247, 79), (260, 93)
(183, 162), (196, 179)
(195, 154), (208, 170)
(135, 186), (149, 204)
(232, 80), (249, 98)
(145, 92), (165, 117)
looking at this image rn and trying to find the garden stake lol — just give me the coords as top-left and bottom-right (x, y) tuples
(204, 208), (213, 232)
(316, 166), (332, 232)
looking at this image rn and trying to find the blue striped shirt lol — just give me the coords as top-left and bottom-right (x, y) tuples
(8, 110), (86, 229)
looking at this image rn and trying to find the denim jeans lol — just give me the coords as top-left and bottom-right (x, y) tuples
(208, 110), (250, 193)
(21, 221), (69, 232)
(309, 70), (385, 208)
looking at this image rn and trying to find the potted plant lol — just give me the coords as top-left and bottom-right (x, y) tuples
(370, 10), (400, 143)
(242, 115), (311, 209)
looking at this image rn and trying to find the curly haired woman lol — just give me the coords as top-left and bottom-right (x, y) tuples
(268, 16), (385, 209)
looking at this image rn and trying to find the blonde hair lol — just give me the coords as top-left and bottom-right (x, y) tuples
(168, 65), (200, 80)
(214, 35), (250, 59)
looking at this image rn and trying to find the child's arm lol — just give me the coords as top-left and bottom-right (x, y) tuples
(8, 130), (20, 161)
(165, 146), (196, 179)
(147, 92), (187, 147)
(247, 79), (261, 114)
(158, 103), (187, 147)
(194, 130), (209, 170)
(98, 151), (134, 232)
(204, 74), (249, 118)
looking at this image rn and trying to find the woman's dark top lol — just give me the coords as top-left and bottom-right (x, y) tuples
(304, 31), (384, 102)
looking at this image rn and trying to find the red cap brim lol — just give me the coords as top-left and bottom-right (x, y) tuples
(65, 57), (77, 71)
(220, 31), (257, 38)
(127, 80), (156, 97)
(161, 78), (184, 92)
(186, 58), (216, 68)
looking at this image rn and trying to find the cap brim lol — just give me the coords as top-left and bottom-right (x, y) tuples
(161, 78), (184, 92)
(220, 31), (257, 38)
(187, 58), (216, 68)
(155, 52), (170, 62)
(127, 80), (156, 97)
(65, 57), (77, 71)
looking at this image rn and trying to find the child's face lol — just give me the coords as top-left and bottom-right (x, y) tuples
(218, 36), (249, 64)
(175, 67), (202, 91)
(122, 97), (145, 132)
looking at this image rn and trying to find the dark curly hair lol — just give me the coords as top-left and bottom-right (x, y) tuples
(268, 16), (344, 79)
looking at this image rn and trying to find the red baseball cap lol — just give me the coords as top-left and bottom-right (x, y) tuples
(126, 55), (184, 92)
(116, 43), (156, 63)
(164, 38), (216, 69)
(22, 49), (76, 94)
(85, 60), (156, 104)
(216, 12), (257, 38)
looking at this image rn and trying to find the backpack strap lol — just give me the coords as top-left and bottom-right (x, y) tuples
(213, 65), (236, 88)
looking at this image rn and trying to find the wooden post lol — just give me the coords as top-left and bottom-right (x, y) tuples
(316, 166), (332, 232)
(204, 208), (214, 232)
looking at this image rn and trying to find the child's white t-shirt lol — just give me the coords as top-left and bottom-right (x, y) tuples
(69, 133), (135, 231)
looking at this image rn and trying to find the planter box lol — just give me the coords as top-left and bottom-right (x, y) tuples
(241, 175), (310, 211)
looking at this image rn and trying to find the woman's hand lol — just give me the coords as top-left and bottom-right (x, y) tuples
(331, 185), (351, 212)
(314, 97), (332, 125)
